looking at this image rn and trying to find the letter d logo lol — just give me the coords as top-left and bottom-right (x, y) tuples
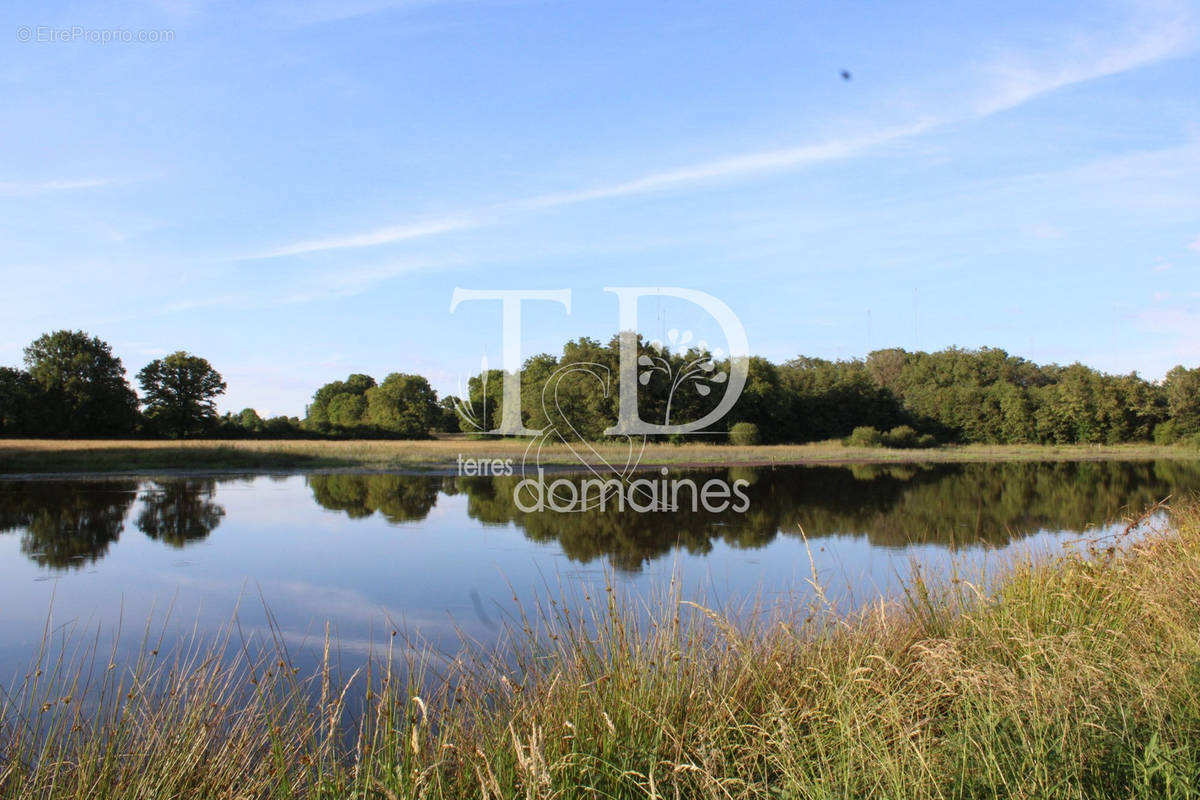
(604, 287), (749, 436)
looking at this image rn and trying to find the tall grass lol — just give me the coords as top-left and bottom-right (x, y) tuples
(5, 503), (1200, 797)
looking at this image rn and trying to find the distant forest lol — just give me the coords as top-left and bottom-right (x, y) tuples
(2, 329), (1200, 447)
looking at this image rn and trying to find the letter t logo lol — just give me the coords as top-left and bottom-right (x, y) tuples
(450, 289), (572, 435)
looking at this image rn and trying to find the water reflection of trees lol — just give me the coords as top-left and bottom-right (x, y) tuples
(770, 461), (1192, 548)
(6, 462), (1196, 572)
(304, 461), (1200, 572)
(0, 479), (226, 568)
(136, 480), (225, 547)
(307, 474), (441, 523)
(0, 481), (138, 568)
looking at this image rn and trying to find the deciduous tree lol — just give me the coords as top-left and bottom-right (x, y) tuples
(137, 351), (227, 437)
(23, 330), (138, 435)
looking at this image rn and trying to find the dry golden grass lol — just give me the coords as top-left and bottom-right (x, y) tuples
(0, 436), (1192, 474)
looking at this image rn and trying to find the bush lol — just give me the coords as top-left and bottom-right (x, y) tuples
(1155, 420), (1181, 445)
(728, 422), (760, 446)
(882, 425), (919, 448)
(916, 433), (938, 449)
(845, 426), (883, 448)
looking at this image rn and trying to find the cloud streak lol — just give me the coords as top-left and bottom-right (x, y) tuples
(973, 10), (1194, 115)
(252, 216), (480, 259)
(246, 121), (938, 259)
(0, 178), (112, 196)
(518, 120), (938, 209)
(249, 8), (1195, 260)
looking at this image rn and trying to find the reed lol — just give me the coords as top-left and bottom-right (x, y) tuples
(4, 503), (1200, 797)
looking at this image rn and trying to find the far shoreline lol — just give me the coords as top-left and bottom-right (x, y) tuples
(1, 437), (1198, 478)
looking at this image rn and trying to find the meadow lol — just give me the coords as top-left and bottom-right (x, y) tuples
(0, 436), (1194, 475)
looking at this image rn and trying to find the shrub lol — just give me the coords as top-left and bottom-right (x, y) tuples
(1155, 420), (1181, 445)
(728, 422), (760, 446)
(846, 426), (883, 448)
(916, 433), (939, 448)
(882, 425), (919, 448)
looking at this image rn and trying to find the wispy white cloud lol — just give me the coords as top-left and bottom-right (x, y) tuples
(972, 10), (1194, 115)
(247, 120), (937, 260)
(250, 216), (480, 259)
(258, 252), (470, 304)
(520, 121), (938, 209)
(1188, 237), (1200, 252)
(0, 178), (111, 196)
(247, 7), (1195, 261)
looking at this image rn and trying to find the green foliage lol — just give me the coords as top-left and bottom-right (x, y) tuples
(866, 348), (1169, 447)
(22, 330), (139, 435)
(262, 415), (302, 436)
(460, 333), (736, 440)
(721, 357), (784, 441)
(305, 373), (376, 431)
(728, 421), (760, 446)
(210, 409), (311, 439)
(846, 425), (883, 447)
(542, 336), (620, 440)
(2, 328), (1198, 447)
(238, 408), (265, 432)
(882, 424), (919, 448)
(365, 373), (438, 438)
(0, 366), (42, 434)
(461, 368), (505, 433)
(1164, 366), (1200, 437)
(435, 396), (462, 432)
(778, 356), (905, 442)
(1154, 420), (1180, 445)
(327, 393), (368, 427)
(137, 351), (227, 437)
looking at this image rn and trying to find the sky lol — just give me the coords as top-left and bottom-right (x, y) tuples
(2, 0), (1199, 417)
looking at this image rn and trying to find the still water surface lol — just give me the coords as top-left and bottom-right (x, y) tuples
(1, 461), (1197, 676)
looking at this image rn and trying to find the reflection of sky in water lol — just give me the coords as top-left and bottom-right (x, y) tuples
(0, 463), (1193, 679)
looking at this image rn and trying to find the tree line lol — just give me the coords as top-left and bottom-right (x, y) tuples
(0, 331), (230, 438)
(2, 328), (1199, 445)
(0, 330), (455, 439)
(457, 334), (1200, 447)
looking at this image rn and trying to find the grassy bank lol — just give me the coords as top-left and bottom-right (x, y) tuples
(5, 505), (1200, 797)
(1, 436), (1196, 475)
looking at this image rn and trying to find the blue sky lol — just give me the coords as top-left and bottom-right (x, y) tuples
(2, 0), (1199, 416)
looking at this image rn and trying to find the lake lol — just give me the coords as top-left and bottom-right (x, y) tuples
(2, 460), (1197, 678)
